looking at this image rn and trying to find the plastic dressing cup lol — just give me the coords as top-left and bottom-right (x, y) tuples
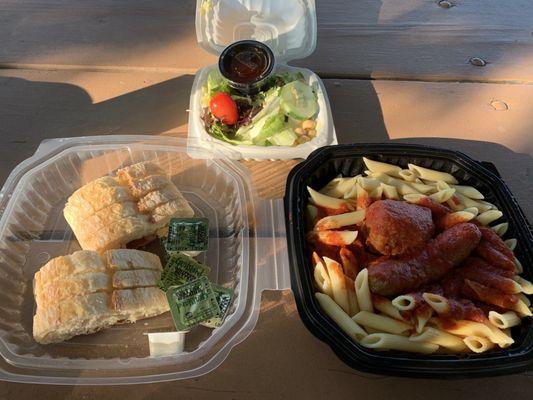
(147, 331), (188, 357)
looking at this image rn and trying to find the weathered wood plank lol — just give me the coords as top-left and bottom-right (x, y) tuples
(2, 1), (533, 82)
(0, 0), (214, 71)
(328, 79), (533, 156)
(300, 0), (533, 83)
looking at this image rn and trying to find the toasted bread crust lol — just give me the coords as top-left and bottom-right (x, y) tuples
(33, 249), (168, 344)
(63, 161), (194, 253)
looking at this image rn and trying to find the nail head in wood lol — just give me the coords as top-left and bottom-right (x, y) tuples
(490, 100), (508, 111)
(438, 1), (453, 9)
(469, 57), (487, 67)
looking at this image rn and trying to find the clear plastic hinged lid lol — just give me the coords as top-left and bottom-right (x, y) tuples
(195, 0), (317, 62)
(189, 0), (337, 160)
(0, 135), (290, 385)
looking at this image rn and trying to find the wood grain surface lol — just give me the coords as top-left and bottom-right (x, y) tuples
(2, 1), (533, 82)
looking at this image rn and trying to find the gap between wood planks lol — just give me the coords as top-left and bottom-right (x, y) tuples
(2, 63), (533, 86)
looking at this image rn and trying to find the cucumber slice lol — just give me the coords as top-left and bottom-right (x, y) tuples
(280, 80), (318, 120)
(268, 129), (298, 146)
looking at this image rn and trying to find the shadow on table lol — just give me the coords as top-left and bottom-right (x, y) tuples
(327, 79), (390, 143)
(0, 75), (194, 184)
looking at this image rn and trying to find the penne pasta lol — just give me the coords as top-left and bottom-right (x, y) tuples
(435, 181), (450, 191)
(312, 251), (325, 268)
(345, 275), (360, 316)
(369, 172), (419, 195)
(518, 293), (531, 307)
(462, 207), (479, 217)
(499, 338), (513, 348)
(398, 169), (420, 182)
(323, 257), (350, 314)
(307, 186), (351, 210)
(363, 157), (402, 178)
(314, 210), (365, 231)
(315, 293), (367, 342)
(318, 175), (342, 197)
(339, 248), (359, 281)
(369, 186), (383, 199)
(514, 276), (533, 295)
(488, 311), (521, 329)
(352, 311), (412, 335)
(476, 210), (503, 226)
(515, 258), (523, 274)
(354, 269), (373, 313)
(392, 294), (417, 311)
(307, 230), (358, 246)
(415, 307), (433, 334)
(429, 188), (456, 203)
(343, 185), (357, 200)
(423, 293), (450, 315)
(451, 185), (485, 200)
(314, 263), (333, 297)
(463, 336), (495, 353)
(448, 210), (477, 224)
(434, 319), (513, 346)
(380, 183), (399, 200)
(477, 200), (497, 211)
(309, 161), (528, 355)
(504, 238), (517, 251)
(491, 223), (509, 237)
(513, 298), (532, 317)
(402, 193), (426, 204)
(320, 176), (358, 198)
(373, 296), (404, 321)
(358, 177), (382, 192)
(409, 327), (466, 352)
(446, 196), (466, 211)
(408, 182), (436, 194)
(407, 163), (458, 184)
(355, 182), (370, 208)
(454, 192), (493, 212)
(361, 333), (439, 354)
(499, 328), (513, 348)
(345, 197), (357, 209)
(347, 289), (360, 317)
(363, 326), (383, 334)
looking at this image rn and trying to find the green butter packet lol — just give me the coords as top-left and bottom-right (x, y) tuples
(158, 253), (210, 291)
(201, 284), (234, 328)
(165, 218), (209, 253)
(166, 276), (221, 331)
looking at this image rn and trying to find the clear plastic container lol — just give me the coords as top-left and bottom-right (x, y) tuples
(188, 0), (337, 160)
(0, 135), (290, 384)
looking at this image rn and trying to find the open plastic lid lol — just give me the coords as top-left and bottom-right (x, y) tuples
(195, 0), (317, 63)
(0, 135), (290, 385)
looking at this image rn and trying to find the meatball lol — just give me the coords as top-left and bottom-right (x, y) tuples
(363, 199), (435, 256)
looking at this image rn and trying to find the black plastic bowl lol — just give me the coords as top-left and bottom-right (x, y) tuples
(284, 143), (533, 378)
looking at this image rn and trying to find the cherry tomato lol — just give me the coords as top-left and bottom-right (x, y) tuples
(209, 92), (239, 125)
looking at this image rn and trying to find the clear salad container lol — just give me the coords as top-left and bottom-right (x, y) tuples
(0, 135), (290, 384)
(188, 0), (338, 160)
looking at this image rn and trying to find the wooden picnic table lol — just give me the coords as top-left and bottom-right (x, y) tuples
(0, 0), (532, 398)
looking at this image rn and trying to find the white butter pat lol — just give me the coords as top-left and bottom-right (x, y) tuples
(147, 331), (186, 357)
